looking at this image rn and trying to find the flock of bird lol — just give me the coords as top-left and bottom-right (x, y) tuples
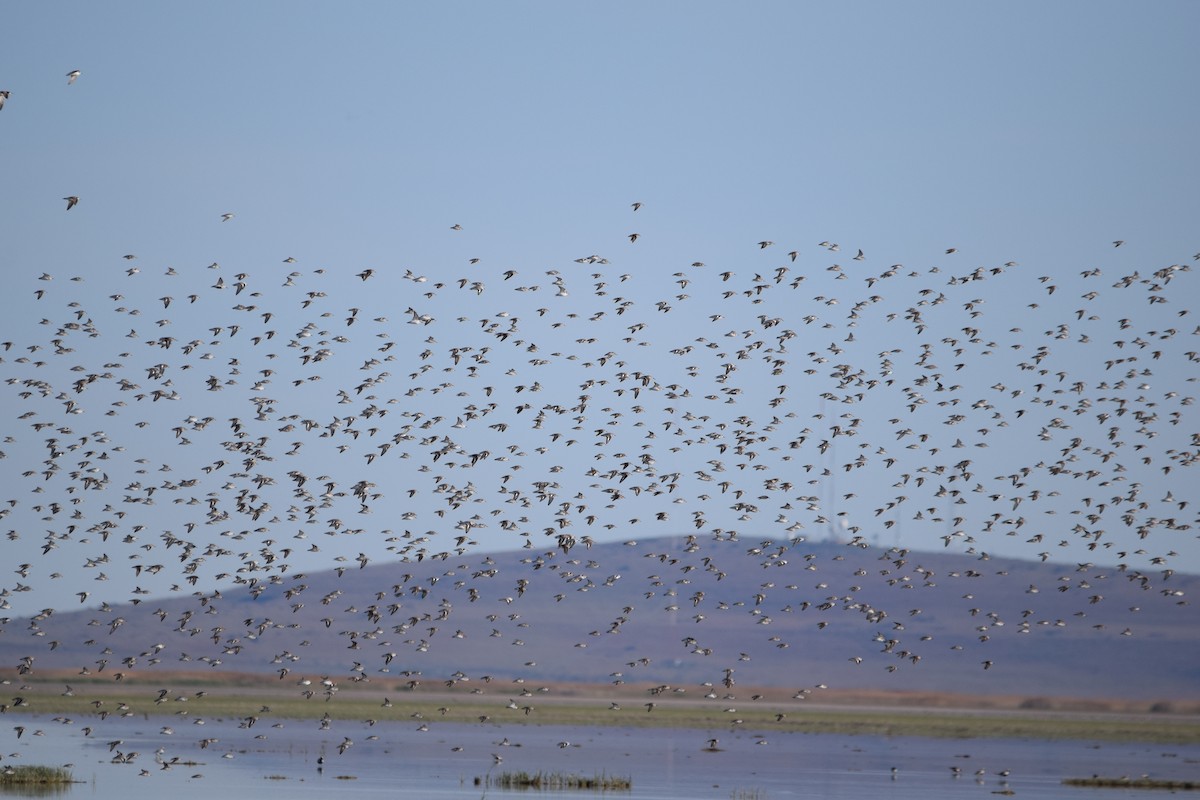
(0, 67), (1196, 780)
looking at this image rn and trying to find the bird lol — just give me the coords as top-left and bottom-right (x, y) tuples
(63, 196), (79, 210)
(66, 70), (81, 84)
(0, 169), (1194, 788)
(220, 213), (235, 222)
(0, 90), (9, 110)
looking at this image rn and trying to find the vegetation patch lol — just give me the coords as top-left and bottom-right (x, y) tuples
(474, 770), (631, 790)
(7, 679), (1200, 744)
(0, 765), (74, 785)
(1063, 776), (1200, 790)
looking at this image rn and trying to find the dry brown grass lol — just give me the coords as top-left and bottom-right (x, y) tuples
(4, 669), (1199, 743)
(7, 668), (1197, 715)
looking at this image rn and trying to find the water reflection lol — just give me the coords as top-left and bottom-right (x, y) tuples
(4, 715), (1198, 800)
(0, 784), (76, 799)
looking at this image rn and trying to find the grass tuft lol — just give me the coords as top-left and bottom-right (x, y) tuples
(0, 765), (74, 785)
(474, 770), (632, 790)
(1063, 776), (1200, 790)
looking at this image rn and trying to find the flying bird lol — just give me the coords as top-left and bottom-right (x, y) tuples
(64, 196), (79, 210)
(66, 70), (81, 84)
(0, 146), (1193, 786)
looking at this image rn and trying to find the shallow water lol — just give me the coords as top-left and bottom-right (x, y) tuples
(4, 714), (1197, 799)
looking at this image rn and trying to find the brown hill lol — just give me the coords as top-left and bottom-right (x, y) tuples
(1, 535), (1194, 702)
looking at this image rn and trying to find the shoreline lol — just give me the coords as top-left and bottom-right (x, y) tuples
(5, 672), (1198, 744)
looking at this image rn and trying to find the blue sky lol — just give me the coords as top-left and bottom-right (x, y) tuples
(1, 2), (1197, 617)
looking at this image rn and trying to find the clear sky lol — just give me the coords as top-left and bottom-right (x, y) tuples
(1, 2), (1197, 618)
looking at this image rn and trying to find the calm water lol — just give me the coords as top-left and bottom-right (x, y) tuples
(3, 713), (1197, 799)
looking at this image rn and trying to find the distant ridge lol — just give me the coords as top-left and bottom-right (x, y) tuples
(2, 535), (1195, 700)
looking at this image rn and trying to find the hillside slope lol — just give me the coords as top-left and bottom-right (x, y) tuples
(2, 535), (1194, 701)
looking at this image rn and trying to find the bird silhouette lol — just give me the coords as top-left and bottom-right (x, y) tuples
(0, 168), (1192, 784)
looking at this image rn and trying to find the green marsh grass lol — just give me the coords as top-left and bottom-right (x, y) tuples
(475, 771), (631, 790)
(8, 680), (1200, 744)
(0, 765), (74, 785)
(1063, 776), (1200, 790)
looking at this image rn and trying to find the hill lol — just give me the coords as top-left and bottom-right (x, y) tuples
(1, 535), (1195, 702)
